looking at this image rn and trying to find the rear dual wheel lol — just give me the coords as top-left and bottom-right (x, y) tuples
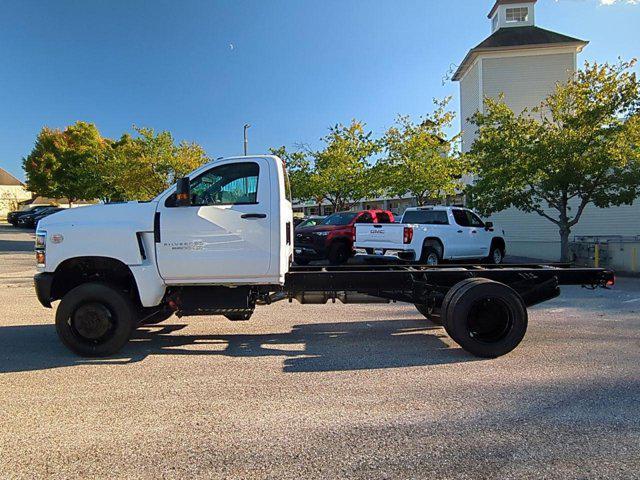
(441, 278), (527, 358)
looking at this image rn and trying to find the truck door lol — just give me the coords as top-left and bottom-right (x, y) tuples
(450, 209), (478, 258)
(465, 210), (490, 258)
(155, 158), (272, 282)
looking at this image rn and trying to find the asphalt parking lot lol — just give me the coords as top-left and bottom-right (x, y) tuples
(0, 223), (638, 479)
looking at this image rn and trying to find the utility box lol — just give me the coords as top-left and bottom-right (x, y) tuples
(570, 236), (640, 275)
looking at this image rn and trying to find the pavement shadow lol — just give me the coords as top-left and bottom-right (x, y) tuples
(0, 319), (478, 374)
(0, 238), (35, 253)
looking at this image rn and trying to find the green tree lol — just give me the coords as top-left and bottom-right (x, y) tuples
(271, 121), (381, 212)
(269, 145), (316, 202)
(23, 121), (109, 204)
(377, 98), (469, 206)
(469, 60), (640, 261)
(313, 120), (381, 211)
(106, 126), (209, 201)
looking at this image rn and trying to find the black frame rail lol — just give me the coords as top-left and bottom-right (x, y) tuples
(284, 264), (615, 308)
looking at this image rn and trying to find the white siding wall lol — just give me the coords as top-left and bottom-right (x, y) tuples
(482, 52), (574, 115)
(490, 199), (640, 261)
(479, 52), (640, 263)
(460, 61), (480, 153)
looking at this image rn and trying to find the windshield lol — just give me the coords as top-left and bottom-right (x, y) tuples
(297, 218), (324, 229)
(322, 212), (358, 226)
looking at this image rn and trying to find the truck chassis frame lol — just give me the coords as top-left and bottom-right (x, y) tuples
(40, 263), (614, 359)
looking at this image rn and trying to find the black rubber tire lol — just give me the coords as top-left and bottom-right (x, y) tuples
(444, 279), (527, 358)
(486, 244), (505, 264)
(224, 312), (253, 321)
(139, 308), (174, 325)
(440, 278), (491, 338)
(419, 246), (441, 265)
(294, 258), (310, 266)
(414, 303), (442, 325)
(55, 282), (137, 357)
(328, 243), (350, 265)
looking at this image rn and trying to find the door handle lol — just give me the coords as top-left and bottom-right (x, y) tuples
(457, 230), (463, 233)
(241, 213), (267, 219)
(471, 230), (477, 234)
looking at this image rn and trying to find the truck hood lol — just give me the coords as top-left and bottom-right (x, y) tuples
(37, 201), (158, 232)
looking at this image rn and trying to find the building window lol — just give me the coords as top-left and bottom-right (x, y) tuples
(506, 7), (528, 22)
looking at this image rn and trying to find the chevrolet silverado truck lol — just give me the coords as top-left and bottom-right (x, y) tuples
(34, 155), (614, 359)
(355, 206), (506, 265)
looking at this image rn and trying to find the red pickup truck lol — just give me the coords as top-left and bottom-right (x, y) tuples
(294, 209), (395, 265)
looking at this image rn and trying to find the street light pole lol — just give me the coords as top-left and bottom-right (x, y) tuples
(243, 124), (251, 156)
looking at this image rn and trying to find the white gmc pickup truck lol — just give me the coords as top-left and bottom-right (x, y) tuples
(33, 155), (613, 359)
(355, 206), (507, 265)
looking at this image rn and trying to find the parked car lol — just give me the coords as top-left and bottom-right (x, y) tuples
(294, 215), (326, 230)
(30, 207), (65, 229)
(7, 205), (52, 226)
(294, 209), (394, 265)
(16, 207), (62, 229)
(354, 206), (506, 265)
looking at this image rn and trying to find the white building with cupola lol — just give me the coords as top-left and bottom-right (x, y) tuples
(454, 0), (640, 269)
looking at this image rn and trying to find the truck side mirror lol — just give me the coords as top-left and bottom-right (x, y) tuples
(175, 177), (191, 207)
(485, 221), (494, 230)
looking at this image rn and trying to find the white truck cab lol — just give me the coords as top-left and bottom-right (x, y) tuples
(355, 206), (506, 265)
(35, 155), (294, 309)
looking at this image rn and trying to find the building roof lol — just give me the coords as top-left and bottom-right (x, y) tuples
(0, 167), (23, 186)
(19, 196), (96, 206)
(488, 0), (537, 19)
(453, 26), (588, 81)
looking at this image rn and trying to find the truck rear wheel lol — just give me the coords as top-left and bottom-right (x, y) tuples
(55, 282), (136, 357)
(443, 279), (527, 358)
(419, 246), (441, 265)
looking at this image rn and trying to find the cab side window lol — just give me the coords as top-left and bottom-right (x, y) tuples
(189, 162), (259, 206)
(466, 211), (485, 228)
(452, 209), (470, 227)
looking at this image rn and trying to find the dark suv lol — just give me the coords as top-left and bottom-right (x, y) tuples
(294, 209), (394, 265)
(7, 206), (52, 226)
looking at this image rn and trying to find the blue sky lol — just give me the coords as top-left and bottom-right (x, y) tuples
(1, 0), (638, 179)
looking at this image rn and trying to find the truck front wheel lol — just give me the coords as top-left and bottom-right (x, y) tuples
(486, 244), (505, 264)
(55, 282), (136, 357)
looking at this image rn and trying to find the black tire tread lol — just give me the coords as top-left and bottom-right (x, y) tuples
(56, 282), (136, 357)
